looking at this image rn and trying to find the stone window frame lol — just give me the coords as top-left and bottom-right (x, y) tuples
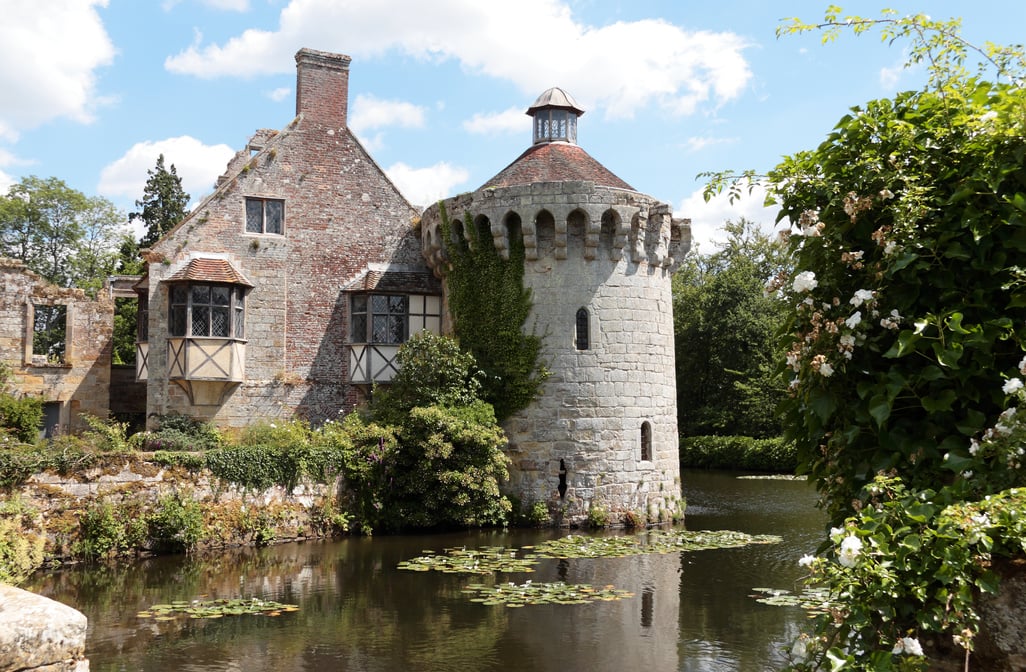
(244, 196), (285, 235)
(26, 301), (71, 367)
(168, 282), (246, 339)
(575, 307), (590, 350)
(640, 420), (653, 462)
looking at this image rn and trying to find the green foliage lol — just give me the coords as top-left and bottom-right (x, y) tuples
(437, 204), (548, 422)
(705, 9), (1026, 670)
(674, 219), (789, 438)
(0, 440), (96, 488)
(585, 506), (610, 529)
(0, 393), (43, 444)
(81, 414), (132, 453)
(789, 476), (1026, 670)
(131, 154), (190, 248)
(352, 402), (513, 533)
(371, 331), (483, 424)
(75, 499), (147, 559)
(0, 497), (45, 584)
(147, 492), (204, 553)
(0, 175), (126, 291)
(205, 443), (308, 492)
(680, 435), (796, 472)
(143, 413), (221, 451)
(111, 296), (137, 366)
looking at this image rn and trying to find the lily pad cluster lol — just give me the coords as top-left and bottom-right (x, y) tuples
(137, 597), (299, 620)
(396, 546), (537, 574)
(462, 581), (634, 607)
(528, 530), (782, 559)
(750, 586), (833, 614)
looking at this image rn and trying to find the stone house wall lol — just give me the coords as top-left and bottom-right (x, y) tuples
(142, 49), (430, 428)
(0, 257), (112, 436)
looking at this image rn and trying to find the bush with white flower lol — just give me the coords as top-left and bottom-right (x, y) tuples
(705, 8), (1026, 671)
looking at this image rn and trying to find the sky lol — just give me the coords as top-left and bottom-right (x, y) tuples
(2, 0), (1025, 252)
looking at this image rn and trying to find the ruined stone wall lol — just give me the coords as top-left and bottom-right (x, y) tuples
(144, 50), (425, 428)
(0, 257), (112, 434)
(422, 182), (690, 525)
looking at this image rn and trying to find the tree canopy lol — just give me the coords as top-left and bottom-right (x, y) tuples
(131, 154), (190, 249)
(0, 176), (127, 292)
(673, 218), (788, 438)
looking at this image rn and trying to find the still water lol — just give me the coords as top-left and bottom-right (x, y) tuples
(25, 470), (825, 672)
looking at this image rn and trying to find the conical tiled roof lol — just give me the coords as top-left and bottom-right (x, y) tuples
(480, 142), (634, 191)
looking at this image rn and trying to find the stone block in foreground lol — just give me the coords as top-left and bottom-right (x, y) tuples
(0, 584), (88, 671)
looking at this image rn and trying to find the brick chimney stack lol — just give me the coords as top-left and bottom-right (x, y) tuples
(295, 48), (352, 127)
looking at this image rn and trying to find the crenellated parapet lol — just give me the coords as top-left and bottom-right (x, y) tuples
(421, 181), (691, 277)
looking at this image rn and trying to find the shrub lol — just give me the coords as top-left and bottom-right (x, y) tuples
(81, 414), (131, 453)
(144, 413), (221, 451)
(0, 393), (43, 444)
(680, 435), (796, 472)
(205, 443), (307, 491)
(75, 499), (145, 559)
(0, 497), (45, 584)
(147, 492), (204, 553)
(586, 506), (610, 529)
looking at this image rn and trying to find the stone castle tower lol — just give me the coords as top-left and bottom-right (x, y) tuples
(420, 88), (691, 525)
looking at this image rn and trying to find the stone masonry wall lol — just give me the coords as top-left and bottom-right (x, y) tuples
(0, 257), (112, 435)
(143, 49), (425, 428)
(422, 182), (690, 525)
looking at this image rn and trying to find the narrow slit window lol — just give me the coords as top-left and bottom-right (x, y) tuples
(575, 307), (589, 350)
(640, 421), (652, 461)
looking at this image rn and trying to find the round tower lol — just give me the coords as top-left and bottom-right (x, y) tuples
(421, 88), (691, 525)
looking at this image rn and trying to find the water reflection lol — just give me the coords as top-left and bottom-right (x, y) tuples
(24, 470), (824, 672)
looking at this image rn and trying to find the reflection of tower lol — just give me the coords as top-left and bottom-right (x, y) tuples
(505, 551), (682, 671)
(422, 88), (690, 526)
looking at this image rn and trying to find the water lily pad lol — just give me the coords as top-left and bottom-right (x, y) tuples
(462, 581), (634, 607)
(137, 597), (299, 620)
(397, 546), (538, 574)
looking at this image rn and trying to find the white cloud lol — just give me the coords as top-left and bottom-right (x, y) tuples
(267, 87), (291, 102)
(463, 107), (530, 135)
(684, 136), (737, 153)
(0, 0), (116, 140)
(385, 161), (470, 208)
(203, 0), (250, 10)
(677, 183), (784, 253)
(97, 136), (236, 208)
(348, 94), (426, 134)
(164, 0), (751, 119)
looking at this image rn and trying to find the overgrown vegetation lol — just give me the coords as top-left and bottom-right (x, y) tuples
(707, 8), (1026, 670)
(680, 435), (796, 472)
(673, 219), (788, 438)
(437, 204), (549, 422)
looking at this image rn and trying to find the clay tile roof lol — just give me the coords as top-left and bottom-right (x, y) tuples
(343, 268), (441, 293)
(480, 143), (634, 191)
(166, 258), (253, 287)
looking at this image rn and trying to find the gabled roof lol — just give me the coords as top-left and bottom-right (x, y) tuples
(480, 142), (634, 191)
(165, 258), (253, 287)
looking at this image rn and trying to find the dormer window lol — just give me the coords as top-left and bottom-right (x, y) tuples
(527, 87), (584, 145)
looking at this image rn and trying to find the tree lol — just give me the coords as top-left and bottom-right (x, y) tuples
(131, 154), (190, 248)
(0, 176), (126, 290)
(673, 219), (788, 438)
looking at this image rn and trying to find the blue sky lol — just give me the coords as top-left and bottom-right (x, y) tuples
(2, 1), (1024, 250)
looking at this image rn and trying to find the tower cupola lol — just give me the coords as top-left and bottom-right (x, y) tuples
(527, 87), (583, 145)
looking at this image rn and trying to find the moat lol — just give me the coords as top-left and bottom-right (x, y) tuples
(24, 470), (824, 671)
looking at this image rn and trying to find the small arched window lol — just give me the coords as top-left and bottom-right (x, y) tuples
(575, 308), (589, 350)
(640, 421), (652, 461)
